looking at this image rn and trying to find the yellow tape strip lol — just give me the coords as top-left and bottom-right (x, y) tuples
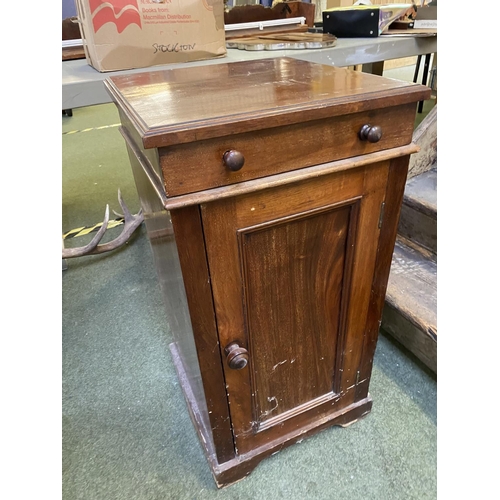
(63, 123), (120, 135)
(63, 218), (124, 240)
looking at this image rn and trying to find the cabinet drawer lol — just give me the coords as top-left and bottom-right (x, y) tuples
(159, 102), (416, 197)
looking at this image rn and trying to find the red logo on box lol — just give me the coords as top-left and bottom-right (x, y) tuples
(89, 0), (142, 34)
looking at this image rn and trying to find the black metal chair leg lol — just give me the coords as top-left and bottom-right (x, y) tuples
(413, 54), (422, 84)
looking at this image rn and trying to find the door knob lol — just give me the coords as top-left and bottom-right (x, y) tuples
(223, 150), (245, 171)
(225, 342), (249, 370)
(358, 124), (382, 143)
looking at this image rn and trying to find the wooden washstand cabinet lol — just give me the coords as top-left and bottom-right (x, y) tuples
(105, 58), (430, 487)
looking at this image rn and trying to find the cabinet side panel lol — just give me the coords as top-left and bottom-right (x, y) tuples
(124, 140), (235, 464)
(118, 108), (162, 179)
(240, 205), (351, 425)
(124, 143), (201, 391)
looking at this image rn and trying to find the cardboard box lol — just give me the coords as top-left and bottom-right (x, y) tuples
(75, 0), (226, 72)
(326, 0), (352, 7)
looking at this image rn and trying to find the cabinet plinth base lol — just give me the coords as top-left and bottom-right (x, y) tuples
(170, 341), (373, 489)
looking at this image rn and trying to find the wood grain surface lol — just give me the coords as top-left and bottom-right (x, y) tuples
(201, 161), (389, 455)
(105, 57), (430, 148)
(159, 103), (416, 197)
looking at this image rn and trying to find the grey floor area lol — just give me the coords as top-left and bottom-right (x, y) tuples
(62, 64), (437, 500)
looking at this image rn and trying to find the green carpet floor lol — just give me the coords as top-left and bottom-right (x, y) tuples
(62, 66), (437, 499)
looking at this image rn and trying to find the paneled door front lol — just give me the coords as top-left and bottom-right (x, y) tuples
(201, 161), (389, 455)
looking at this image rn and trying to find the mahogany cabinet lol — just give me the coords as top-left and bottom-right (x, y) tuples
(105, 57), (430, 487)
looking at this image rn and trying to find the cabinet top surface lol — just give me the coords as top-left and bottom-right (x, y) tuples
(106, 57), (429, 147)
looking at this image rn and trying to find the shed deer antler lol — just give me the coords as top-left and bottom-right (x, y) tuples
(62, 190), (144, 259)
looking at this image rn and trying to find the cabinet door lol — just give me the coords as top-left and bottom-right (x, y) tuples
(201, 161), (389, 455)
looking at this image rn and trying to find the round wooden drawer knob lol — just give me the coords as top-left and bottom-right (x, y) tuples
(223, 150), (245, 171)
(225, 342), (249, 370)
(358, 124), (383, 143)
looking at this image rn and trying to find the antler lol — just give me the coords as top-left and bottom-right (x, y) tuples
(62, 190), (144, 259)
